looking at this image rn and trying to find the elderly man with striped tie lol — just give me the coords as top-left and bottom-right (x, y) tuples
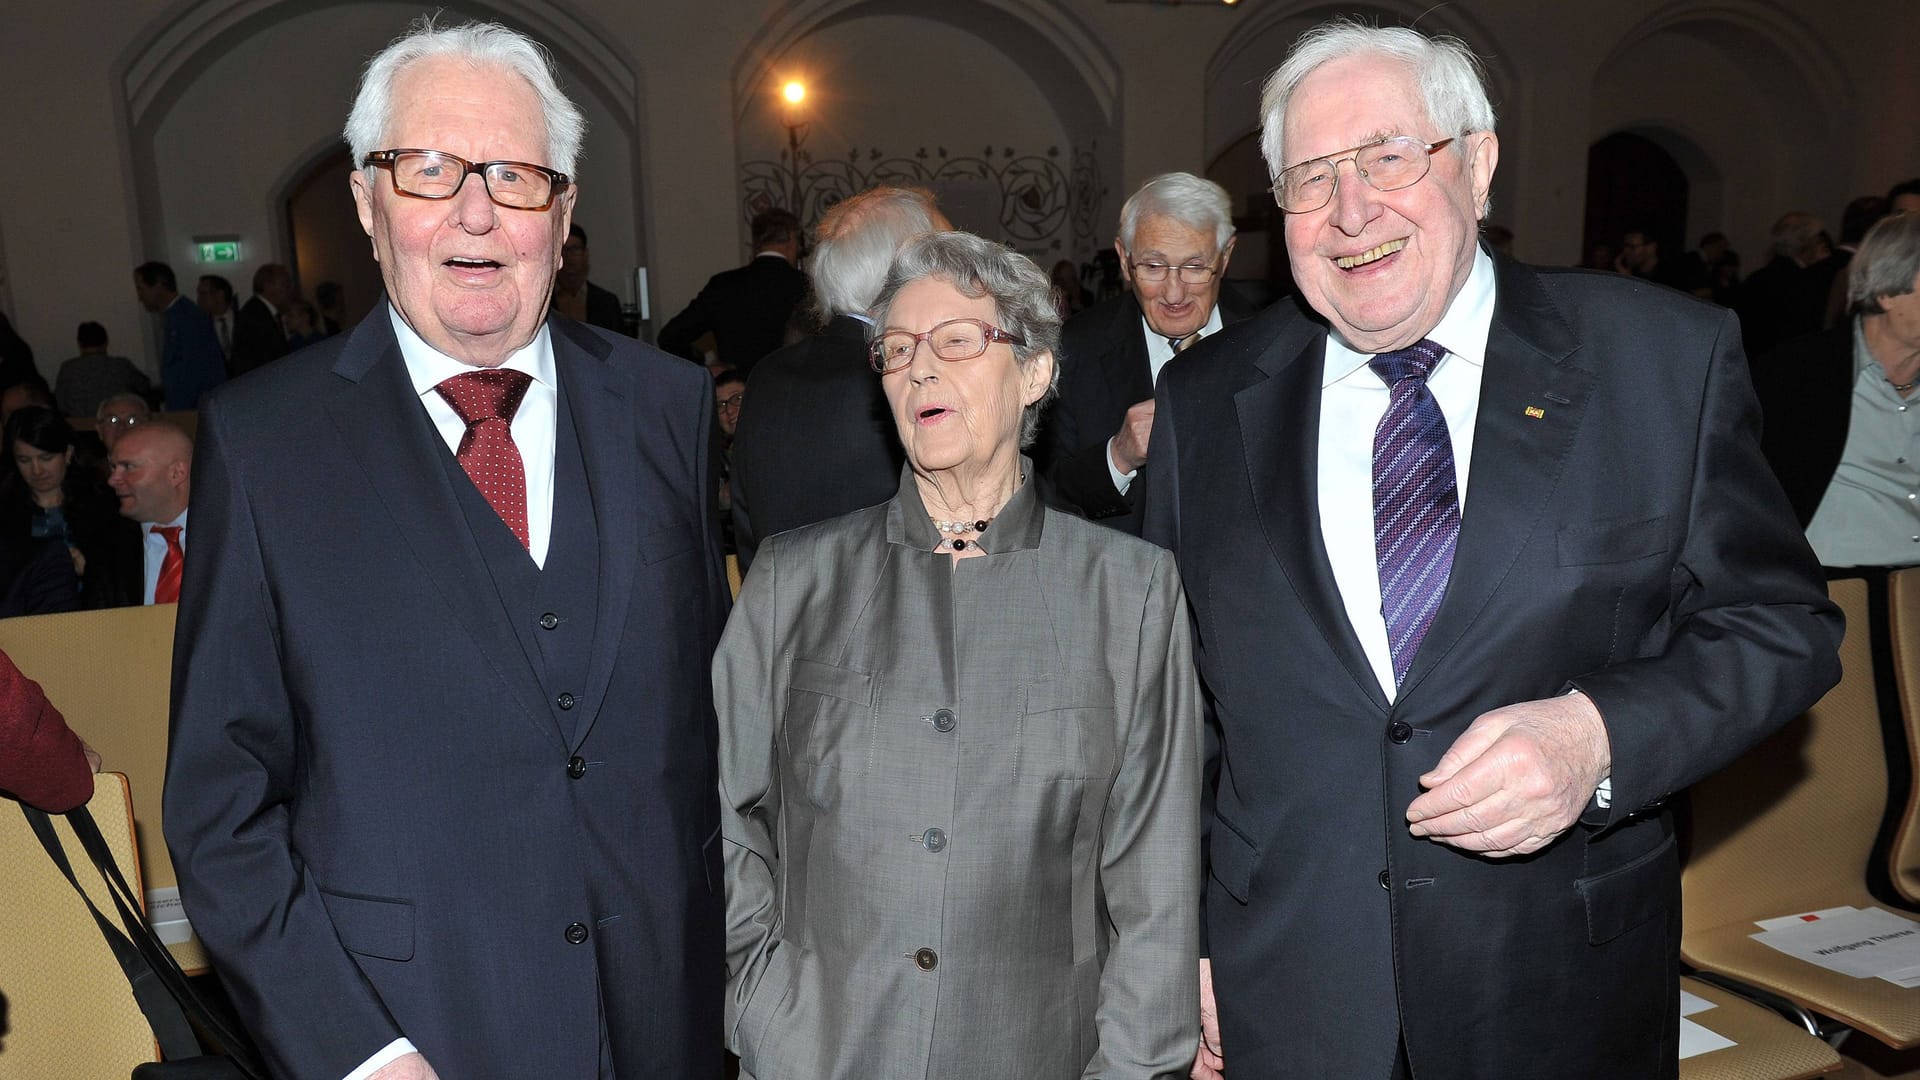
(1143, 18), (1841, 1080)
(163, 18), (727, 1080)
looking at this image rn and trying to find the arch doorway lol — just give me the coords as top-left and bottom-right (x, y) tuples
(286, 148), (381, 329)
(1583, 131), (1688, 271)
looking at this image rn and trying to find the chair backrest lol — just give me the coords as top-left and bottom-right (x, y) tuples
(726, 553), (743, 599)
(0, 604), (177, 889)
(1882, 569), (1920, 906)
(0, 773), (160, 1076)
(1683, 577), (1885, 930)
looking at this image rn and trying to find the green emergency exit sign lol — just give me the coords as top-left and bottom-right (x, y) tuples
(196, 240), (241, 263)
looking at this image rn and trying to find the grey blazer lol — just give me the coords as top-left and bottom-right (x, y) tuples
(716, 466), (1202, 1079)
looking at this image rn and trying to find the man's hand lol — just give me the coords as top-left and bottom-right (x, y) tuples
(1109, 399), (1156, 474)
(369, 1053), (440, 1080)
(1191, 957), (1225, 1079)
(1405, 692), (1611, 857)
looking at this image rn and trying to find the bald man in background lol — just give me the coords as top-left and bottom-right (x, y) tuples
(107, 423), (192, 605)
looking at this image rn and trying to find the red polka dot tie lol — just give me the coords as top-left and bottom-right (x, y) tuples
(435, 369), (533, 549)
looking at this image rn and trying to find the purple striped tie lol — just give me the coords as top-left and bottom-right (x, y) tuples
(1370, 339), (1459, 687)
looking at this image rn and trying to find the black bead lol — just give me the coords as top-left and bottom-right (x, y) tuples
(951, 538), (967, 550)
(974, 520), (989, 532)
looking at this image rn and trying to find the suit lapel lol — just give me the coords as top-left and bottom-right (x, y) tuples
(323, 310), (559, 748)
(1237, 316), (1389, 712)
(548, 320), (637, 753)
(1397, 259), (1595, 699)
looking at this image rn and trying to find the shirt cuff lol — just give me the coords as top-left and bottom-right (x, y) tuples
(1593, 775), (1612, 810)
(343, 1039), (417, 1080)
(1106, 437), (1138, 496)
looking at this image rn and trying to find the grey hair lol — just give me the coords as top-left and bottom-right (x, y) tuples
(1119, 173), (1235, 253)
(95, 392), (151, 421)
(1849, 211), (1920, 316)
(1769, 212), (1826, 263)
(809, 186), (943, 318)
(344, 17), (587, 174)
(1259, 18), (1496, 177)
(870, 231), (1062, 449)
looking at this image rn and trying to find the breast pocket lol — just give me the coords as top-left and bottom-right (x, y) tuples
(784, 658), (875, 768)
(1557, 515), (1669, 567)
(637, 519), (697, 565)
(1019, 676), (1118, 783)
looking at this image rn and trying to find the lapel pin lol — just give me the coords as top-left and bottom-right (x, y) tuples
(1524, 405), (1546, 419)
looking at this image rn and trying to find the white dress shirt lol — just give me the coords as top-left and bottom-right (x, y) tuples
(1318, 247), (1495, 702)
(1110, 304), (1227, 495)
(141, 508), (189, 605)
(390, 307), (558, 567)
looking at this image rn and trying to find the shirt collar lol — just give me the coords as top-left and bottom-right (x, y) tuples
(388, 304), (556, 399)
(885, 456), (1046, 554)
(146, 507), (188, 533)
(1322, 244), (1497, 386)
(1852, 315), (1879, 380)
(1141, 304), (1227, 367)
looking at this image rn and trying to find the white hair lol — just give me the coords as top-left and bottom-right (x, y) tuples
(1259, 18), (1496, 177)
(344, 17), (587, 174)
(1118, 173), (1235, 252)
(808, 186), (944, 318)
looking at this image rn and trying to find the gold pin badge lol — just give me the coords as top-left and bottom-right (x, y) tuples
(1524, 405), (1546, 419)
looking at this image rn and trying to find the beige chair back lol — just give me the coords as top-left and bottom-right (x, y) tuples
(1883, 569), (1920, 906)
(0, 604), (177, 890)
(0, 773), (160, 1076)
(726, 553), (743, 599)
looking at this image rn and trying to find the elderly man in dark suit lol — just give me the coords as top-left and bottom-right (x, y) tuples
(657, 208), (809, 376)
(163, 19), (727, 1080)
(1755, 210), (1920, 564)
(1038, 173), (1255, 536)
(1145, 19), (1841, 1080)
(729, 185), (946, 568)
(228, 263), (293, 376)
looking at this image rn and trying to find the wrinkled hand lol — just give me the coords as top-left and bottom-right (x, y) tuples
(1405, 692), (1611, 857)
(68, 544), (86, 577)
(1191, 957), (1224, 1079)
(369, 1053), (440, 1080)
(1109, 399), (1156, 474)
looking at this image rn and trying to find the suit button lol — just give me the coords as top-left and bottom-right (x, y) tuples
(921, 828), (947, 853)
(539, 612), (560, 630)
(565, 922), (589, 945)
(557, 692), (576, 711)
(913, 947), (938, 971)
(1379, 870), (1392, 890)
(931, 709), (956, 733)
(1387, 721), (1413, 744)
(566, 756), (587, 779)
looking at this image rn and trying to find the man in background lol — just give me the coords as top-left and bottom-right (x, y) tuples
(134, 262), (224, 410)
(54, 322), (151, 418)
(657, 207), (808, 376)
(229, 263), (293, 376)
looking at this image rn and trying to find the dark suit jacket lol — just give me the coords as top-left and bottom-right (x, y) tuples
(1735, 256), (1827, 361)
(160, 295), (226, 410)
(1144, 257), (1841, 1078)
(228, 295), (288, 377)
(657, 254), (808, 376)
(1037, 289), (1256, 536)
(1753, 324), (1853, 527)
(728, 314), (902, 570)
(163, 309), (728, 1080)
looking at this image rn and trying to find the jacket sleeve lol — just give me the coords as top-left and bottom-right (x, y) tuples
(0, 649), (94, 812)
(1570, 309), (1843, 825)
(1084, 551), (1204, 1079)
(657, 279), (720, 364)
(713, 540), (787, 1065)
(162, 400), (405, 1079)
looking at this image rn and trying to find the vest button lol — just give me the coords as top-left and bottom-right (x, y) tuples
(1387, 721), (1413, 744)
(1379, 870), (1392, 890)
(921, 827), (948, 853)
(557, 692), (576, 711)
(565, 922), (589, 945)
(539, 612), (560, 630)
(566, 756), (587, 779)
(913, 947), (938, 971)
(931, 708), (956, 733)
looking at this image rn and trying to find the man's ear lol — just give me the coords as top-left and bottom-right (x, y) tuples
(1114, 238), (1133, 287)
(350, 169), (379, 257)
(1469, 133), (1500, 221)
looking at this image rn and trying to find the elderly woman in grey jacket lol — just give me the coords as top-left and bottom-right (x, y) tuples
(715, 230), (1203, 1079)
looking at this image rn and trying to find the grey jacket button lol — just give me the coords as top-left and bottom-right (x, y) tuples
(913, 947), (938, 971)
